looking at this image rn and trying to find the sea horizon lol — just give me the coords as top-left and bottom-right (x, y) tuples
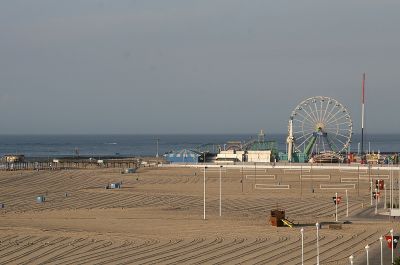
(0, 133), (398, 158)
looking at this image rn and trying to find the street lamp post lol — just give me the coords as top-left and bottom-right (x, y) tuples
(365, 244), (369, 265)
(219, 165), (222, 217)
(156, 138), (159, 158)
(335, 192), (338, 222)
(203, 166), (207, 220)
(379, 236), (383, 265)
(316, 222), (320, 265)
(300, 227), (304, 265)
(384, 184), (387, 209)
(391, 229), (394, 264)
(346, 189), (349, 217)
(349, 254), (354, 265)
(370, 181), (373, 206)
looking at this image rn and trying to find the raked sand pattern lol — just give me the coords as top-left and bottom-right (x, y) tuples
(0, 166), (399, 264)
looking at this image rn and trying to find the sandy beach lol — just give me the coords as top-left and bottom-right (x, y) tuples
(0, 165), (399, 264)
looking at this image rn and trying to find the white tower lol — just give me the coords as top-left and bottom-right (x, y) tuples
(287, 118), (294, 162)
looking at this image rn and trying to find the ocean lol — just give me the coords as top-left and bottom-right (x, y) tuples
(0, 134), (398, 158)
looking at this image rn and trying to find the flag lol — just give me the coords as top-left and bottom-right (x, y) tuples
(375, 179), (384, 190)
(332, 196), (342, 205)
(385, 235), (399, 249)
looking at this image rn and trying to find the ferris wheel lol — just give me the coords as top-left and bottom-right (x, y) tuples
(289, 96), (353, 157)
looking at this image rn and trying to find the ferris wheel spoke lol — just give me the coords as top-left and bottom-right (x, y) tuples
(325, 121), (352, 127)
(296, 133), (315, 151)
(307, 104), (319, 123)
(314, 101), (321, 122)
(293, 125), (315, 132)
(292, 117), (316, 128)
(293, 113), (317, 127)
(321, 99), (331, 123)
(320, 100), (325, 123)
(324, 125), (351, 131)
(326, 134), (341, 152)
(323, 103), (342, 125)
(323, 127), (351, 140)
(332, 137), (347, 152)
(326, 114), (351, 126)
(325, 108), (347, 125)
(293, 128), (315, 135)
(298, 107), (318, 125)
(294, 132), (314, 142)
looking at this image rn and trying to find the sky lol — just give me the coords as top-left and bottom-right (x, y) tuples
(0, 0), (399, 134)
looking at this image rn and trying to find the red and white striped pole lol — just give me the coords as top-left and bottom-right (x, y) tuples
(361, 73), (365, 162)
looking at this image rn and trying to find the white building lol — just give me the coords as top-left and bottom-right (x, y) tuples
(246, 150), (272, 163)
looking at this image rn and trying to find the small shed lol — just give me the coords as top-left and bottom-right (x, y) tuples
(164, 149), (201, 163)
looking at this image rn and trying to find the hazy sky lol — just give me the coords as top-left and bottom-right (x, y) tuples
(1, 0), (399, 134)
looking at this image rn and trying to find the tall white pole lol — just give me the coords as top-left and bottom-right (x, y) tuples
(391, 228), (394, 264)
(398, 168), (400, 209)
(384, 183), (387, 209)
(390, 171), (392, 210)
(365, 244), (369, 265)
(346, 189), (349, 217)
(219, 165), (222, 217)
(301, 227), (304, 265)
(316, 222), (320, 265)
(335, 192), (338, 222)
(379, 236), (383, 265)
(203, 166), (206, 220)
(370, 181), (373, 206)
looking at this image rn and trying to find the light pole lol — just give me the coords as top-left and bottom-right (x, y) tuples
(316, 222), (320, 265)
(379, 235), (383, 265)
(335, 192), (338, 222)
(390, 228), (394, 264)
(365, 244), (369, 265)
(384, 183), (387, 209)
(156, 138), (159, 158)
(349, 254), (354, 265)
(370, 181), (373, 206)
(346, 189), (349, 217)
(203, 166), (207, 220)
(219, 165), (222, 217)
(300, 227), (304, 265)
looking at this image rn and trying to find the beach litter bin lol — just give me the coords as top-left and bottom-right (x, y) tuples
(125, 168), (136, 174)
(36, 196), (45, 203)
